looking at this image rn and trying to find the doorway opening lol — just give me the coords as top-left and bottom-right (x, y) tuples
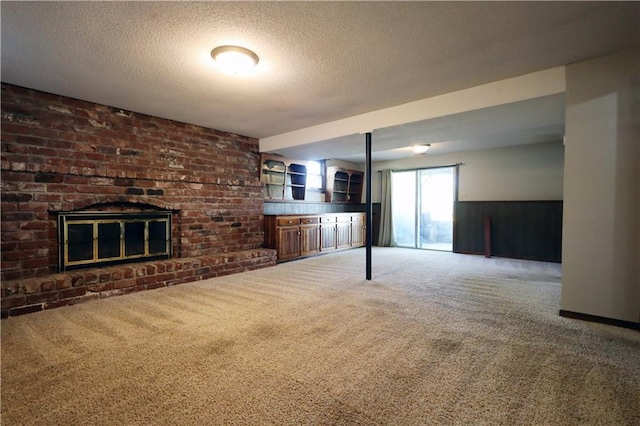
(391, 166), (455, 251)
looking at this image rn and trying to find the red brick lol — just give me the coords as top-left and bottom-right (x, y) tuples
(22, 279), (42, 294)
(56, 276), (72, 289)
(1, 295), (26, 309)
(160, 271), (182, 282)
(135, 275), (158, 286)
(122, 267), (135, 279)
(145, 282), (166, 290)
(58, 287), (86, 299)
(113, 278), (136, 289)
(2, 270), (23, 281)
(71, 276), (86, 287)
(84, 272), (99, 284)
(123, 285), (147, 294)
(10, 304), (44, 316)
(40, 279), (57, 292)
(23, 257), (50, 269)
(26, 292), (57, 305)
(87, 282), (114, 292)
(176, 270), (194, 280)
(1, 83), (270, 314)
(63, 175), (90, 184)
(44, 299), (73, 310)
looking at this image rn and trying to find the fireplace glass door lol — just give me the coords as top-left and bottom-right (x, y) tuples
(59, 211), (172, 271)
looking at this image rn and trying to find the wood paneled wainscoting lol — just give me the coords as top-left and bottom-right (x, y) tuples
(454, 201), (563, 263)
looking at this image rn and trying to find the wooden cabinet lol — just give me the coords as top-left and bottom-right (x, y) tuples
(265, 216), (319, 260)
(265, 213), (365, 262)
(260, 154), (308, 201)
(326, 167), (364, 203)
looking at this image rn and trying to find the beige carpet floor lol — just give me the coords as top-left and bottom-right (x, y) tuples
(2, 247), (639, 425)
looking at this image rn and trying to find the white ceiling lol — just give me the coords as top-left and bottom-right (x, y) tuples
(2, 2), (638, 163)
(274, 93), (567, 162)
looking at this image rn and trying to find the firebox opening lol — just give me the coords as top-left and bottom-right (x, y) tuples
(58, 211), (172, 272)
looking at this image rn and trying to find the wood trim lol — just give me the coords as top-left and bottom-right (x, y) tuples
(559, 310), (640, 331)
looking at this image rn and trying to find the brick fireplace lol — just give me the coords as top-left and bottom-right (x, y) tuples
(1, 84), (276, 317)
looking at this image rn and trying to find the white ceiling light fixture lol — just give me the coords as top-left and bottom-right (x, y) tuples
(211, 45), (259, 75)
(411, 144), (431, 155)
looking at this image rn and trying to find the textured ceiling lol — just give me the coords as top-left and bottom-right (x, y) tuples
(1, 2), (639, 162)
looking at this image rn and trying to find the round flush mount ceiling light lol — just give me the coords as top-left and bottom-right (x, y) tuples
(411, 144), (431, 155)
(211, 45), (259, 75)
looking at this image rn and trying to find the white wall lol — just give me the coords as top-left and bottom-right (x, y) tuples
(369, 141), (564, 203)
(326, 159), (364, 171)
(561, 49), (640, 323)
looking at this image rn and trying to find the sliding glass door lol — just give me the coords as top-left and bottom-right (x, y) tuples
(390, 171), (416, 247)
(391, 167), (455, 251)
(419, 167), (454, 250)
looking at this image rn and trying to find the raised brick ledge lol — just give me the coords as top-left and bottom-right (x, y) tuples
(1, 248), (277, 318)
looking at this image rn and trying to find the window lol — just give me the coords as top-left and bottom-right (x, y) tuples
(306, 160), (324, 190)
(58, 211), (172, 271)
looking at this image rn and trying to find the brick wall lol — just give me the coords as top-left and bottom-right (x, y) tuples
(1, 83), (275, 316)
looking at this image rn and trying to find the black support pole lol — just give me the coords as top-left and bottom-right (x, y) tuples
(365, 132), (372, 280)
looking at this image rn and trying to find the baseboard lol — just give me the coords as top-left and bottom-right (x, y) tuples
(559, 310), (640, 331)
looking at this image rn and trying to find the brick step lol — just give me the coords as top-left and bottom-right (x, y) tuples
(1, 248), (277, 318)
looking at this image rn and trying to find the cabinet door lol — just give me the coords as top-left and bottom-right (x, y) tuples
(351, 215), (365, 247)
(277, 226), (300, 260)
(320, 224), (337, 251)
(336, 222), (351, 249)
(300, 224), (320, 257)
